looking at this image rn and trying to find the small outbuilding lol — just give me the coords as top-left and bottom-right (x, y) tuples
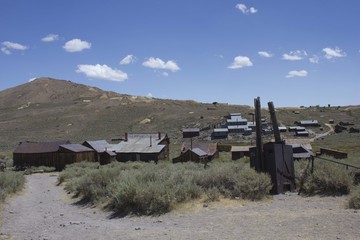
(231, 146), (253, 160)
(58, 144), (96, 169)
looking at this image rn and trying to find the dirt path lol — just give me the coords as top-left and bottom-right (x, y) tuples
(1, 173), (359, 240)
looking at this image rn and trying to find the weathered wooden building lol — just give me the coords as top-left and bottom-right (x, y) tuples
(57, 144), (96, 168)
(231, 146), (253, 160)
(173, 142), (218, 163)
(112, 133), (170, 162)
(13, 141), (69, 170)
(182, 128), (200, 138)
(82, 140), (112, 164)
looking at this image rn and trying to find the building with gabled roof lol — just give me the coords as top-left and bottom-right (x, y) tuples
(13, 141), (96, 170)
(173, 142), (218, 163)
(112, 132), (170, 163)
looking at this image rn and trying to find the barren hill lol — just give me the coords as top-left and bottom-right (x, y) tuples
(0, 78), (250, 150)
(0, 78), (359, 152)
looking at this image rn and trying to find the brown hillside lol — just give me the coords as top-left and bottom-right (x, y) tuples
(0, 78), (250, 150)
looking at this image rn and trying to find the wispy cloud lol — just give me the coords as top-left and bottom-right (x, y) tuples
(322, 47), (346, 59)
(309, 55), (319, 64)
(258, 51), (273, 58)
(120, 54), (136, 65)
(147, 93), (153, 98)
(1, 47), (11, 55)
(235, 3), (258, 14)
(76, 64), (128, 82)
(282, 50), (307, 61)
(286, 70), (308, 78)
(63, 39), (91, 52)
(1, 41), (28, 54)
(41, 34), (59, 42)
(228, 56), (253, 69)
(142, 57), (180, 72)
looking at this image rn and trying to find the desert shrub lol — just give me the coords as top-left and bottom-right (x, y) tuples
(294, 160), (312, 189)
(232, 168), (272, 201)
(24, 166), (56, 175)
(300, 161), (352, 196)
(348, 187), (360, 209)
(0, 171), (25, 202)
(58, 161), (99, 184)
(61, 161), (272, 216)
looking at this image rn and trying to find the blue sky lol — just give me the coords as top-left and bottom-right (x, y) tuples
(1, 0), (359, 107)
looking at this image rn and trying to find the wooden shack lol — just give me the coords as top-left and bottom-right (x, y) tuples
(173, 148), (208, 164)
(57, 144), (96, 169)
(182, 128), (200, 138)
(231, 146), (252, 160)
(13, 140), (70, 170)
(173, 142), (218, 163)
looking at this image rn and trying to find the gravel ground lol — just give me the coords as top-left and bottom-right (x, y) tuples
(0, 173), (359, 240)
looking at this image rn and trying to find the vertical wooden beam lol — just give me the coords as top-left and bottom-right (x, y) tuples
(254, 97), (264, 171)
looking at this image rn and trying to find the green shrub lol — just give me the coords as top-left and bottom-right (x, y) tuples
(232, 168), (272, 200)
(300, 161), (352, 196)
(348, 187), (360, 209)
(60, 161), (272, 216)
(0, 171), (26, 202)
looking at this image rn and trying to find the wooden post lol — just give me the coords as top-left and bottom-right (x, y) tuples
(254, 97), (264, 171)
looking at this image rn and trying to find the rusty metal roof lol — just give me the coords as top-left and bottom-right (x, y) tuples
(14, 140), (71, 154)
(59, 144), (94, 153)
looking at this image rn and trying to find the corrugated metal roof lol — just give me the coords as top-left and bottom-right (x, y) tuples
(14, 140), (71, 154)
(115, 142), (165, 153)
(191, 148), (207, 157)
(59, 144), (94, 153)
(83, 140), (111, 153)
(300, 120), (319, 125)
(126, 133), (167, 145)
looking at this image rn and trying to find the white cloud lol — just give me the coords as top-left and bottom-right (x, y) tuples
(282, 50), (307, 61)
(147, 93), (153, 98)
(236, 3), (258, 14)
(2, 41), (28, 50)
(76, 64), (128, 82)
(1, 41), (28, 54)
(309, 55), (319, 64)
(162, 72), (169, 77)
(286, 70), (308, 78)
(63, 39), (91, 52)
(1, 47), (11, 55)
(228, 56), (253, 69)
(142, 57), (180, 72)
(258, 51), (273, 58)
(41, 34), (59, 42)
(322, 47), (346, 59)
(120, 54), (136, 65)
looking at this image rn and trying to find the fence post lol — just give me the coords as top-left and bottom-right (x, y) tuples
(311, 157), (314, 173)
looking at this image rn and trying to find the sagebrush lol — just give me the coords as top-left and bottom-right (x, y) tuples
(59, 161), (272, 216)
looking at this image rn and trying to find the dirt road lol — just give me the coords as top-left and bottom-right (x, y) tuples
(1, 173), (359, 240)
